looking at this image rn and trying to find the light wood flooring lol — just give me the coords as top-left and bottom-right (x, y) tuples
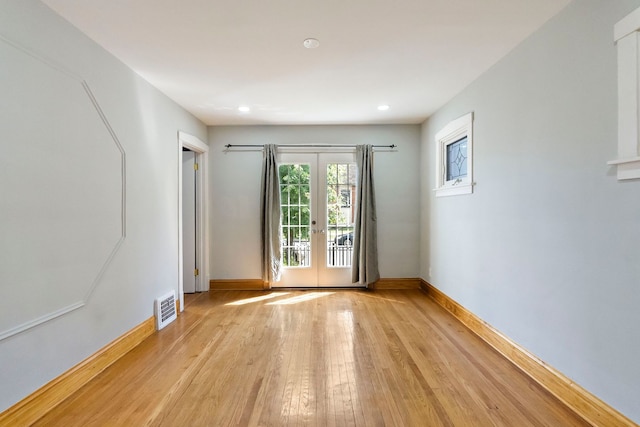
(35, 290), (589, 426)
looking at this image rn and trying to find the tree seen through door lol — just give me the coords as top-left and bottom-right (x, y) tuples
(279, 164), (311, 267)
(326, 163), (356, 267)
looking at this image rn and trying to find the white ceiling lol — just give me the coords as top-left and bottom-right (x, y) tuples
(42, 0), (570, 126)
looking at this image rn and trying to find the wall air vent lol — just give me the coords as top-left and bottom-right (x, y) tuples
(155, 291), (177, 330)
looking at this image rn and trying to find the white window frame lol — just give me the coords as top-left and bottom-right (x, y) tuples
(434, 112), (474, 197)
(608, 6), (640, 180)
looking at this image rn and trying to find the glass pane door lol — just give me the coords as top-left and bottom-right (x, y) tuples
(325, 162), (356, 268)
(275, 153), (317, 287)
(274, 152), (362, 288)
(317, 153), (359, 287)
(279, 163), (311, 268)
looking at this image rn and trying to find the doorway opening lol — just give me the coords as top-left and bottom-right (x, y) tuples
(178, 132), (209, 312)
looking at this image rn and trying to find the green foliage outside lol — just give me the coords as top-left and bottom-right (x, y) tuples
(278, 162), (355, 266)
(327, 164), (353, 235)
(279, 164), (310, 266)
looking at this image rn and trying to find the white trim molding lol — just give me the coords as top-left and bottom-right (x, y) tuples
(0, 35), (125, 341)
(177, 131), (210, 311)
(434, 112), (474, 197)
(609, 7), (640, 180)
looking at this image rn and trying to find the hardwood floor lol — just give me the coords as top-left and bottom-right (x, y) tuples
(35, 290), (589, 426)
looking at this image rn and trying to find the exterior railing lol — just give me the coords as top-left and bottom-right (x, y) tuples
(282, 241), (353, 268)
(327, 243), (353, 267)
(282, 241), (311, 267)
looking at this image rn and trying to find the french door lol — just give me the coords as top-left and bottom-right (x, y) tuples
(275, 152), (362, 288)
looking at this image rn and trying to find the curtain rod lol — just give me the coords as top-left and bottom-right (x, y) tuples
(224, 144), (396, 148)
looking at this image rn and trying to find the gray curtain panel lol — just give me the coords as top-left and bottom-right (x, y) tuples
(352, 145), (380, 287)
(260, 144), (282, 285)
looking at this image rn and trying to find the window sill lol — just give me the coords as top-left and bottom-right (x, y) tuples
(434, 183), (474, 197)
(607, 157), (640, 180)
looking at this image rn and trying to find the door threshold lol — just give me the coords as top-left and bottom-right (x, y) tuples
(272, 286), (367, 291)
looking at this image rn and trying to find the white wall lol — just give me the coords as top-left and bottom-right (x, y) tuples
(0, 0), (206, 412)
(421, 0), (640, 422)
(208, 125), (421, 281)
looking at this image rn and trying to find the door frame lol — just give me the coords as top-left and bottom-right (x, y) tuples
(181, 149), (197, 294)
(178, 131), (209, 311)
(274, 150), (361, 288)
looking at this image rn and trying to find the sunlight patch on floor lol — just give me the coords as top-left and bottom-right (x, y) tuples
(266, 292), (334, 305)
(225, 292), (290, 306)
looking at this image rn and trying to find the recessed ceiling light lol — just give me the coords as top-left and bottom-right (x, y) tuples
(238, 106), (250, 113)
(377, 105), (390, 111)
(303, 38), (320, 49)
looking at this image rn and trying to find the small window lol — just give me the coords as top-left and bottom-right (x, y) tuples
(435, 112), (474, 197)
(446, 136), (468, 181)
